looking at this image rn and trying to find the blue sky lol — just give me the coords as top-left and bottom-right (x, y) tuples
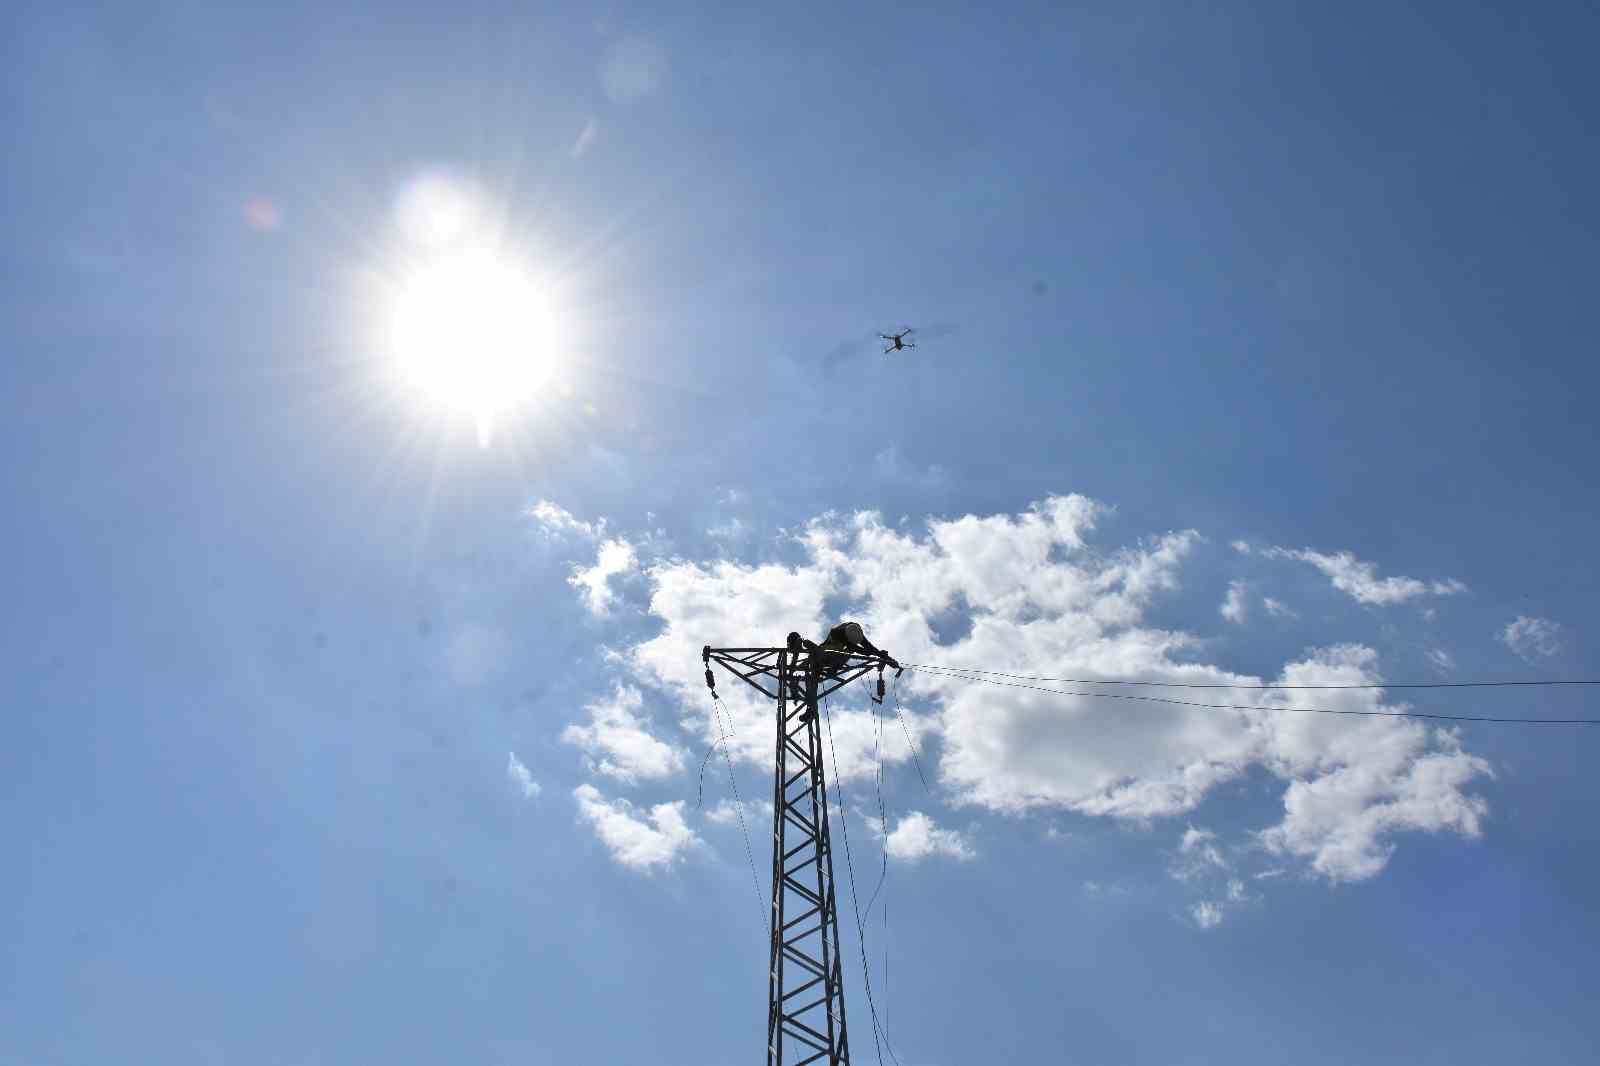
(4, 2), (1599, 1063)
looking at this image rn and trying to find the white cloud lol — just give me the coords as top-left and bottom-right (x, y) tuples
(1231, 540), (1253, 555)
(1499, 616), (1562, 662)
(1259, 733), (1490, 882)
(593, 495), (1489, 885)
(574, 784), (699, 871)
(528, 499), (604, 539)
(1425, 648), (1457, 675)
(1220, 581), (1249, 624)
(704, 798), (773, 826)
(1173, 828), (1249, 922)
(708, 516), (750, 544)
(506, 751), (540, 798)
(1174, 825), (1227, 880)
(873, 811), (974, 862)
(1264, 547), (1466, 606)
(1081, 880), (1128, 899)
(1262, 597), (1295, 619)
(563, 685), (685, 784)
(570, 538), (638, 614)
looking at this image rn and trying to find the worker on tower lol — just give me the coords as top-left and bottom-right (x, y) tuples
(811, 620), (900, 676)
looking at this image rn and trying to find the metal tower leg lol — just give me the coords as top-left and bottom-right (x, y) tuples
(767, 652), (851, 1065)
(705, 641), (888, 1066)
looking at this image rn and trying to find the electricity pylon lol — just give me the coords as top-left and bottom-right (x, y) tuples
(704, 633), (895, 1066)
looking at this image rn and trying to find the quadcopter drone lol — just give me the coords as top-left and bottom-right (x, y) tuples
(879, 327), (916, 354)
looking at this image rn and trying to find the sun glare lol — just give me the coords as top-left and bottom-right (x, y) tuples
(388, 246), (557, 445)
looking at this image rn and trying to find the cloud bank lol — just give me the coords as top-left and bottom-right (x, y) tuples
(567, 494), (1491, 885)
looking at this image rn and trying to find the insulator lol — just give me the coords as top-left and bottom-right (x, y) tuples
(876, 676), (886, 701)
(705, 668), (716, 691)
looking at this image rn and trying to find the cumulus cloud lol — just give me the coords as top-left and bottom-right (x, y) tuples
(563, 685), (685, 783)
(574, 784), (699, 871)
(1190, 901), (1225, 929)
(871, 811), (974, 862)
(529, 499), (603, 539)
(570, 538), (638, 614)
(1499, 616), (1562, 662)
(1260, 737), (1490, 881)
(1264, 547), (1465, 606)
(507, 751), (540, 798)
(1220, 581), (1249, 624)
(593, 495), (1489, 885)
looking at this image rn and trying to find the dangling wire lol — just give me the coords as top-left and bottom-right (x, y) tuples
(822, 695), (902, 1066)
(695, 735), (733, 809)
(709, 692), (768, 938)
(883, 895), (891, 1058)
(891, 671), (931, 794)
(869, 684), (895, 1057)
(865, 687), (890, 916)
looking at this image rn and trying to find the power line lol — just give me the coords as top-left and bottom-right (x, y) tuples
(906, 662), (1600, 692)
(906, 668), (1600, 724)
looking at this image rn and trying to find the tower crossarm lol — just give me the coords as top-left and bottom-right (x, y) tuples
(706, 646), (886, 702)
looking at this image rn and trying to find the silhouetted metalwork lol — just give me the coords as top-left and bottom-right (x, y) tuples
(704, 631), (898, 1066)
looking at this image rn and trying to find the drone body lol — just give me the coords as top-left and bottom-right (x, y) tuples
(879, 327), (916, 354)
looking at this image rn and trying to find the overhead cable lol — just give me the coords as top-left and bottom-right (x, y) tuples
(905, 668), (1600, 724)
(906, 662), (1600, 692)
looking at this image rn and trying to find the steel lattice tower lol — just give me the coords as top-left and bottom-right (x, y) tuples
(704, 634), (892, 1066)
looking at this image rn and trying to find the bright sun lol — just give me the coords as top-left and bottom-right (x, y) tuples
(388, 246), (558, 445)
